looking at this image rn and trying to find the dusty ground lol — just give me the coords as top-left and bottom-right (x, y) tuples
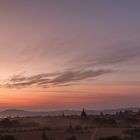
(0, 116), (138, 140)
(1, 128), (125, 140)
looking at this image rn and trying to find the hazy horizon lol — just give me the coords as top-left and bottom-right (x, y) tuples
(0, 0), (140, 111)
(0, 106), (139, 113)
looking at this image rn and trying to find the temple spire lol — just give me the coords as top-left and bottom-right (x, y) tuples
(81, 108), (87, 117)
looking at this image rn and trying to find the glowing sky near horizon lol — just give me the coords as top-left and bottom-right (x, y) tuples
(0, 0), (140, 111)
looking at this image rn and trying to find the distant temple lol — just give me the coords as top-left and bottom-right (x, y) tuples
(100, 112), (104, 117)
(138, 109), (140, 115)
(81, 108), (87, 117)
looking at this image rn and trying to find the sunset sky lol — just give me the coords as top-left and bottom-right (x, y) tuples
(0, 0), (140, 111)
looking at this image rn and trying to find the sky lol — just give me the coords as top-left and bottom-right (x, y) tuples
(0, 0), (140, 111)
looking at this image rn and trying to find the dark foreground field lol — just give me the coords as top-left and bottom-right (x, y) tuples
(2, 128), (124, 140)
(0, 109), (140, 140)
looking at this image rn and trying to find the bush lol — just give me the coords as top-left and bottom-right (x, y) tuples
(97, 136), (122, 140)
(123, 128), (140, 140)
(0, 118), (19, 127)
(0, 135), (17, 140)
(94, 118), (117, 127)
(65, 136), (77, 140)
(75, 125), (83, 131)
(67, 124), (74, 133)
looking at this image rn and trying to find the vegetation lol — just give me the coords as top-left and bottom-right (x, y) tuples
(0, 109), (139, 140)
(123, 128), (140, 140)
(0, 135), (17, 140)
(65, 136), (77, 140)
(0, 118), (19, 128)
(97, 136), (122, 140)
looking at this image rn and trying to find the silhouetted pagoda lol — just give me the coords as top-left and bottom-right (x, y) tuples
(138, 109), (140, 115)
(81, 108), (87, 117)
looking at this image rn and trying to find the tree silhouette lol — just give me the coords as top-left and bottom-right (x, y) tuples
(42, 132), (46, 140)
(97, 136), (122, 140)
(65, 136), (77, 140)
(0, 135), (17, 140)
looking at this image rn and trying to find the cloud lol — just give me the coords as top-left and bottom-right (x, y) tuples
(68, 44), (140, 69)
(1, 69), (114, 89)
(91, 45), (140, 66)
(51, 69), (112, 85)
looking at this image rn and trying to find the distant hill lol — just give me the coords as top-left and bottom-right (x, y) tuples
(0, 107), (139, 117)
(0, 109), (36, 117)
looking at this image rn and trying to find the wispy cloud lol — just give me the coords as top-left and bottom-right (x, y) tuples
(68, 44), (140, 69)
(1, 69), (114, 89)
